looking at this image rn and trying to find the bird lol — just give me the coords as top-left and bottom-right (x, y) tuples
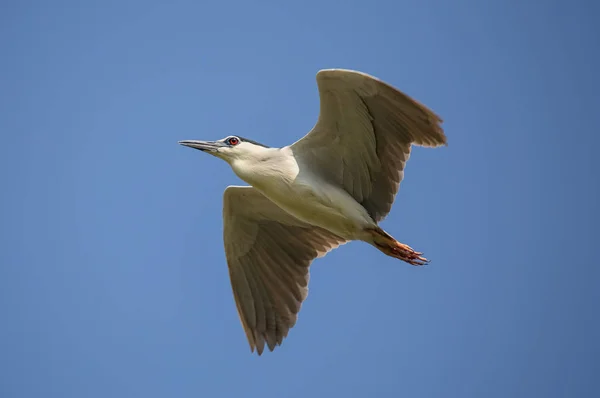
(179, 69), (447, 355)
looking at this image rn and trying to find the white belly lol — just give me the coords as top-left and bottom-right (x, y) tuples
(259, 175), (375, 240)
(230, 151), (375, 240)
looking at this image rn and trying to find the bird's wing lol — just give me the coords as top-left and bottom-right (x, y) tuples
(222, 185), (347, 355)
(290, 69), (447, 222)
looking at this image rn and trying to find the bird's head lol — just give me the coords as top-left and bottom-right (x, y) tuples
(178, 135), (270, 164)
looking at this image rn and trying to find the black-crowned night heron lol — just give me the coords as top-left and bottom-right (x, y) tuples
(179, 69), (447, 355)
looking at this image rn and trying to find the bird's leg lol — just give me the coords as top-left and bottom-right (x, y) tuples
(365, 227), (429, 266)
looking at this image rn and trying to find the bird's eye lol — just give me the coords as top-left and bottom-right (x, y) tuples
(227, 137), (240, 146)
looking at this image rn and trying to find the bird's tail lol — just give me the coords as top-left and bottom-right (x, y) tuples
(366, 227), (429, 266)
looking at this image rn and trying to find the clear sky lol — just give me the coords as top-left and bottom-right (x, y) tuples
(1, 0), (599, 397)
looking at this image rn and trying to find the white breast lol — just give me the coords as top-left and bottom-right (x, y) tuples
(229, 147), (375, 239)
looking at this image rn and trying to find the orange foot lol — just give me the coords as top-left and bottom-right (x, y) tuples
(375, 241), (429, 266)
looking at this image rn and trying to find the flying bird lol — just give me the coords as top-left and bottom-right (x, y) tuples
(179, 69), (447, 355)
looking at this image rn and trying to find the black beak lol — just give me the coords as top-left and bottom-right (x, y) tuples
(178, 140), (224, 153)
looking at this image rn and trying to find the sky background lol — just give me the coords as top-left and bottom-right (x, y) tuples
(1, 0), (599, 397)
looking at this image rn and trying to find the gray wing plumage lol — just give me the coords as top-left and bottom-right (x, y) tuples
(290, 69), (447, 222)
(223, 186), (347, 355)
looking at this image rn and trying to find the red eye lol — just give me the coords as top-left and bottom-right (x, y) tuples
(228, 137), (239, 145)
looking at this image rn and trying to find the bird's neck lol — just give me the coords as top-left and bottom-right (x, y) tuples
(230, 147), (299, 190)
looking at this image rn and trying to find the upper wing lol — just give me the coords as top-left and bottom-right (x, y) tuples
(222, 185), (347, 355)
(290, 69), (446, 222)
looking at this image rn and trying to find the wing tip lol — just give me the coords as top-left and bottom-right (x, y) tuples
(249, 333), (283, 356)
(316, 70), (448, 144)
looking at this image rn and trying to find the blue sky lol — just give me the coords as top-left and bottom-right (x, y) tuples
(1, 0), (599, 397)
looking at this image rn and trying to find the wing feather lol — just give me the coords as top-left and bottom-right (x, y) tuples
(223, 186), (347, 355)
(290, 69), (446, 222)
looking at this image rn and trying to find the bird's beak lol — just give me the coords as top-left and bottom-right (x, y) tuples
(178, 140), (225, 153)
